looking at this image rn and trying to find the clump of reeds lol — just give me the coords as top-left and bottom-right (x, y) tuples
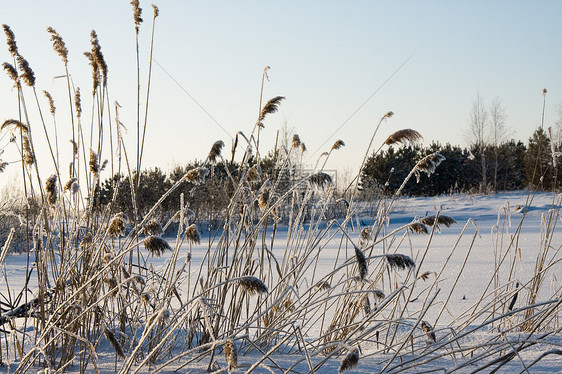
(238, 276), (268, 295)
(224, 339), (237, 373)
(339, 348), (359, 373)
(144, 235), (172, 257)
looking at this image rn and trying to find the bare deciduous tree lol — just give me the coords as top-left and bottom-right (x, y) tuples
(466, 93), (489, 193)
(489, 98), (511, 191)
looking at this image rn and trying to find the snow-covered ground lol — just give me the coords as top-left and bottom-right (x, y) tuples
(1, 191), (560, 373)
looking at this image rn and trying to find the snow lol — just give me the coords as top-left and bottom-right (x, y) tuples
(1, 191), (560, 373)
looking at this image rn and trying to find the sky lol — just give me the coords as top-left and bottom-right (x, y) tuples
(1, 0), (562, 189)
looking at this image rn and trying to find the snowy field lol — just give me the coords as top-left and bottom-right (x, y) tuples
(1, 191), (560, 373)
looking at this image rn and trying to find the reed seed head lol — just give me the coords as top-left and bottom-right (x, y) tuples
(130, 0), (143, 33)
(338, 348), (359, 373)
(184, 166), (209, 185)
(420, 215), (456, 231)
(385, 254), (415, 271)
(45, 174), (58, 206)
(2, 62), (18, 83)
(16, 55), (35, 87)
(108, 215), (126, 237)
(104, 277), (119, 297)
(144, 219), (163, 236)
(408, 222), (428, 234)
(421, 321), (436, 342)
(22, 135), (35, 166)
(74, 88), (82, 118)
(258, 96), (285, 125)
(354, 246), (368, 281)
(224, 339), (238, 373)
(238, 276), (268, 295)
(292, 134), (301, 148)
(185, 223), (201, 245)
(46, 27), (68, 64)
(70, 139), (78, 157)
(418, 271), (434, 281)
(89, 149), (100, 179)
(414, 152), (445, 183)
(308, 172), (333, 189)
(90, 30), (108, 88)
(361, 295), (371, 315)
(104, 329), (125, 358)
(208, 140), (224, 163)
(385, 129), (423, 146)
(315, 281), (331, 291)
(80, 232), (93, 248)
(144, 235), (172, 257)
(2, 24), (18, 57)
(152, 3), (159, 18)
(247, 164), (261, 182)
(258, 184), (270, 210)
(331, 139), (345, 150)
(43, 90), (56, 115)
(1, 119), (28, 134)
(301, 142), (307, 153)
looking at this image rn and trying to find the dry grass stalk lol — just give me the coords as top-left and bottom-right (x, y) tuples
(385, 129), (423, 146)
(184, 166), (209, 185)
(224, 339), (237, 373)
(238, 276), (268, 295)
(104, 329), (125, 358)
(385, 254), (415, 271)
(208, 140), (224, 163)
(339, 348), (359, 373)
(144, 235), (172, 257)
(45, 174), (58, 206)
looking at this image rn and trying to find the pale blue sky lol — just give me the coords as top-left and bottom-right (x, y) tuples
(1, 0), (561, 186)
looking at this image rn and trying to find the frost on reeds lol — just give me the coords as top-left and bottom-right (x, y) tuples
(224, 339), (238, 373)
(144, 235), (172, 257)
(144, 219), (163, 236)
(208, 140), (224, 163)
(308, 172), (333, 189)
(408, 222), (428, 234)
(45, 174), (58, 206)
(385, 129), (423, 146)
(184, 166), (209, 185)
(420, 215), (456, 231)
(257, 96), (285, 127)
(104, 329), (125, 358)
(108, 214), (127, 237)
(185, 224), (200, 244)
(384, 254), (415, 271)
(338, 348), (359, 373)
(237, 276), (268, 295)
(413, 152), (446, 182)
